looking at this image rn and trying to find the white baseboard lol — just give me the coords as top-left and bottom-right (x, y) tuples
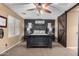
(67, 47), (78, 55)
(0, 41), (21, 54)
(67, 47), (77, 50)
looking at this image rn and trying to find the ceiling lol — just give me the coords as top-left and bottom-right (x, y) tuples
(5, 3), (77, 19)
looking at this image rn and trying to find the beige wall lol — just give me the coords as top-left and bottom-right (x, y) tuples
(0, 4), (24, 53)
(67, 5), (79, 54)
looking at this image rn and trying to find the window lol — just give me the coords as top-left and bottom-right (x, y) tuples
(8, 16), (20, 37)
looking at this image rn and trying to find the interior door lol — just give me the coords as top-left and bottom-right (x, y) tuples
(58, 13), (67, 47)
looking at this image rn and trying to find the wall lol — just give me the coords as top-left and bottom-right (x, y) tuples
(55, 19), (58, 41)
(0, 4), (24, 54)
(67, 5), (79, 55)
(24, 19), (55, 35)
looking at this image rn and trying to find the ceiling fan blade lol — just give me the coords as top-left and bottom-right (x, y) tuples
(33, 3), (39, 8)
(27, 8), (36, 11)
(44, 9), (52, 13)
(43, 3), (52, 7)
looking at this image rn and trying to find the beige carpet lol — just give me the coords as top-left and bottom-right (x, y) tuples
(0, 42), (77, 56)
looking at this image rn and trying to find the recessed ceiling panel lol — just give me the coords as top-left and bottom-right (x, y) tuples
(5, 3), (76, 19)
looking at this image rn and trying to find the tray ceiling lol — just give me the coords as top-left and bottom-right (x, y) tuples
(5, 3), (76, 19)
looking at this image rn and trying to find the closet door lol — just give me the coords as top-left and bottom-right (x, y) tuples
(58, 13), (67, 47)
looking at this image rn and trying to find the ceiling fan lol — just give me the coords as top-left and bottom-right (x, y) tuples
(27, 3), (52, 14)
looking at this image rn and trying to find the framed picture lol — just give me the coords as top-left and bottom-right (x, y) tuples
(0, 15), (7, 27)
